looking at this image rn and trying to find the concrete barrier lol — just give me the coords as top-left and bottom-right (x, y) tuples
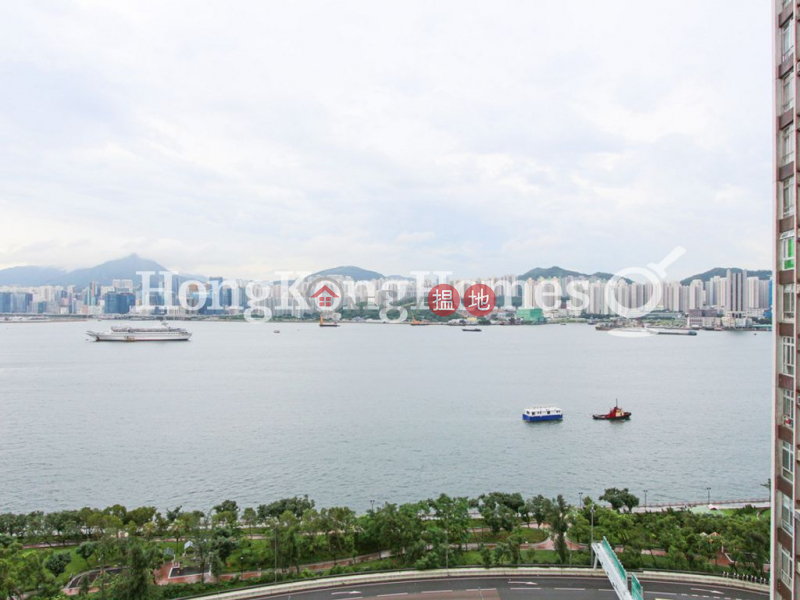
(175, 567), (768, 600)
(637, 570), (769, 594)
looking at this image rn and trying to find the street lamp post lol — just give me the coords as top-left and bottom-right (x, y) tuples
(370, 499), (375, 513)
(445, 530), (449, 571)
(706, 487), (711, 505)
(579, 492), (583, 507)
(590, 504), (595, 567)
(644, 489), (648, 512)
(274, 527), (278, 583)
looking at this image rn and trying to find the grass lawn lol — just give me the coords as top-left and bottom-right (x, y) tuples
(469, 528), (547, 544)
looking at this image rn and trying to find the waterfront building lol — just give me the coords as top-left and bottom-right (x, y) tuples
(773, 2), (799, 597)
(688, 279), (705, 310)
(726, 269), (748, 313)
(104, 292), (136, 315)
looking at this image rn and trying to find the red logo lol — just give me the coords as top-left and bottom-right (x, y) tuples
(464, 284), (495, 317)
(310, 284), (339, 310)
(427, 284), (460, 317)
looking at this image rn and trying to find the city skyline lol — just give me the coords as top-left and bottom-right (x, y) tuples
(0, 251), (774, 288)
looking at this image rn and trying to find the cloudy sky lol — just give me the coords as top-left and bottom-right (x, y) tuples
(0, 1), (772, 280)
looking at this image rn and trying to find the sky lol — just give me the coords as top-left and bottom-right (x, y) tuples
(0, 1), (774, 280)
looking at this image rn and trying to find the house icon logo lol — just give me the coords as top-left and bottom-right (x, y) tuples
(310, 284), (339, 309)
(306, 277), (344, 313)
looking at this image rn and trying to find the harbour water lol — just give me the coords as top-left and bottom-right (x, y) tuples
(0, 320), (770, 512)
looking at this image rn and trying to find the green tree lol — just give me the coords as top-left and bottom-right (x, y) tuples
(242, 507), (258, 536)
(44, 551), (72, 577)
(257, 496), (315, 522)
(111, 540), (161, 600)
(75, 542), (97, 567)
(479, 544), (492, 568)
(526, 495), (552, 528)
(600, 488), (639, 513)
(547, 495), (570, 564)
(472, 493), (519, 534)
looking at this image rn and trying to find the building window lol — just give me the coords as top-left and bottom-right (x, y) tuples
(783, 388), (796, 427)
(783, 177), (795, 217)
(781, 491), (794, 535)
(783, 284), (796, 321)
(782, 336), (796, 376)
(781, 232), (796, 270)
(782, 439), (794, 482)
(782, 20), (794, 62)
(781, 126), (795, 166)
(781, 546), (793, 587)
(782, 74), (795, 113)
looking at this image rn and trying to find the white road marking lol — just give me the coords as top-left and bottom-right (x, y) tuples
(554, 588), (585, 591)
(422, 591), (452, 594)
(331, 593), (361, 596)
(378, 594), (408, 597)
(691, 590), (722, 595)
(509, 588), (541, 591)
(508, 582), (538, 586)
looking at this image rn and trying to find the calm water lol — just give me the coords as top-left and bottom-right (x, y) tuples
(0, 320), (771, 513)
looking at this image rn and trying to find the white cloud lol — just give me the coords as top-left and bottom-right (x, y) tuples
(0, 0), (772, 279)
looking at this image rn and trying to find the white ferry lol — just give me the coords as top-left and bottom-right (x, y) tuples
(646, 327), (697, 336)
(86, 322), (192, 342)
(522, 406), (563, 422)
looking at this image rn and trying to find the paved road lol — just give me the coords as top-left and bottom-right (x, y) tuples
(248, 575), (768, 600)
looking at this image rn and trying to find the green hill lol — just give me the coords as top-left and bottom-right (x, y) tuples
(310, 266), (385, 280)
(518, 266), (618, 280)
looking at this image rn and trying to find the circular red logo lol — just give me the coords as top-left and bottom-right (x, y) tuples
(427, 284), (460, 317)
(464, 284), (496, 317)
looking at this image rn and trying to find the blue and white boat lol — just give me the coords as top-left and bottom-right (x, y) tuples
(522, 406), (563, 422)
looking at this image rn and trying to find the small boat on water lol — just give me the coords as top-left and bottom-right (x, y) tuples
(593, 400), (631, 421)
(523, 406), (563, 422)
(319, 315), (340, 328)
(462, 327), (482, 332)
(410, 312), (431, 326)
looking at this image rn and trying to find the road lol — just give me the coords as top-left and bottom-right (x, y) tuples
(246, 575), (768, 600)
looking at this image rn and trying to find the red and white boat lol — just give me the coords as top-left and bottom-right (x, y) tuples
(593, 400), (631, 421)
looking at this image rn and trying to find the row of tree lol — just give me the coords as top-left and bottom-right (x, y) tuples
(0, 489), (770, 600)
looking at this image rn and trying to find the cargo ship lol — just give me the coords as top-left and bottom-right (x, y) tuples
(86, 323), (192, 342)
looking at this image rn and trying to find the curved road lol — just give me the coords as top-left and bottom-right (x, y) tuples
(247, 575), (767, 600)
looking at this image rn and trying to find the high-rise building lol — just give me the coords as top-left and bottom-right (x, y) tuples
(104, 292), (136, 314)
(726, 269), (747, 314)
(774, 2), (798, 597)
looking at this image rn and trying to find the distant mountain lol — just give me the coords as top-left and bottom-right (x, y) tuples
(0, 266), (67, 286)
(310, 266), (385, 280)
(50, 254), (168, 288)
(0, 254), (172, 288)
(518, 266), (617, 281)
(680, 268), (772, 285)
